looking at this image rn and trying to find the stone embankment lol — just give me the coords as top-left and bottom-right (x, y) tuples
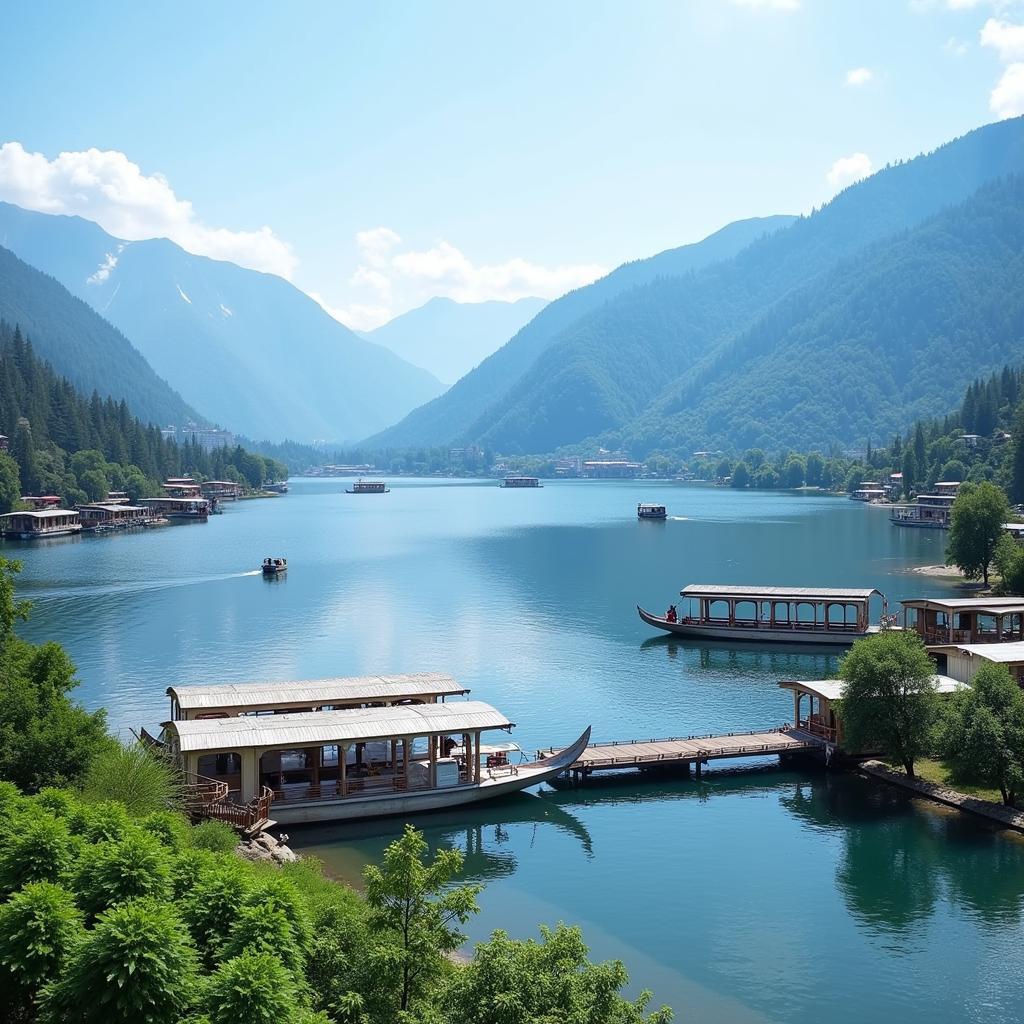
(236, 830), (299, 865)
(859, 760), (1024, 832)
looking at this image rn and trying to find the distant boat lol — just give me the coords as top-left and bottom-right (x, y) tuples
(262, 557), (287, 576)
(501, 476), (542, 488)
(637, 503), (667, 520)
(346, 479), (390, 494)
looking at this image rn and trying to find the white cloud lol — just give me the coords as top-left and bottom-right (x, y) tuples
(980, 16), (1024, 59)
(990, 61), (1024, 114)
(731, 0), (800, 10)
(826, 152), (873, 188)
(845, 67), (874, 86)
(320, 229), (608, 331)
(0, 142), (297, 279)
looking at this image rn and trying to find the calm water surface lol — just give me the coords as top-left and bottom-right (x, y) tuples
(6, 480), (1023, 1023)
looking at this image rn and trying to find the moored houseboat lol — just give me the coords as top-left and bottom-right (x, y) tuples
(264, 481), (289, 494)
(637, 503), (667, 520)
(161, 699), (590, 825)
(77, 502), (152, 531)
(0, 508), (82, 539)
(138, 497), (210, 521)
(638, 584), (889, 645)
(901, 596), (1024, 646)
(501, 475), (542, 488)
(346, 479), (390, 494)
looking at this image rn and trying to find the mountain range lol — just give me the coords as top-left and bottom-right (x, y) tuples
(370, 116), (1024, 456)
(0, 203), (443, 441)
(364, 296), (548, 386)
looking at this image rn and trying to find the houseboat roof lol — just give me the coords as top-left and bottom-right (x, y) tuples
(0, 508), (79, 520)
(138, 497), (209, 505)
(779, 674), (966, 702)
(168, 672), (471, 710)
(163, 700), (513, 752)
(902, 597), (1024, 612)
(681, 585), (881, 601)
(929, 641), (1024, 663)
(78, 503), (149, 513)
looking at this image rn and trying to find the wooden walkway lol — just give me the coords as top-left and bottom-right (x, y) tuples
(538, 727), (824, 780)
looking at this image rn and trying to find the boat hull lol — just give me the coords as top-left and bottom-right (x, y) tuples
(270, 727), (591, 825)
(637, 606), (875, 646)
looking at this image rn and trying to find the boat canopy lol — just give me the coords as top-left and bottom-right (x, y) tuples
(681, 585), (881, 601)
(902, 597), (1024, 613)
(168, 672), (471, 714)
(163, 700), (514, 753)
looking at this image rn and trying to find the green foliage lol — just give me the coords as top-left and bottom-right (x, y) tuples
(221, 901), (305, 976)
(189, 819), (240, 854)
(364, 823), (482, 1014)
(730, 461), (750, 488)
(941, 663), (1024, 805)
(141, 810), (192, 851)
(202, 950), (299, 1024)
(0, 451), (20, 514)
(0, 814), (76, 896)
(446, 923), (673, 1024)
(837, 631), (939, 777)
(68, 800), (132, 844)
(0, 882), (83, 1015)
(40, 899), (198, 1024)
(182, 864), (252, 966)
(72, 830), (173, 920)
(81, 742), (180, 816)
(946, 481), (1010, 585)
(994, 534), (1024, 596)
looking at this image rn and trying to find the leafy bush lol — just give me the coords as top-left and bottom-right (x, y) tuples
(203, 950), (299, 1024)
(73, 830), (173, 920)
(0, 815), (76, 896)
(189, 819), (239, 854)
(81, 743), (180, 816)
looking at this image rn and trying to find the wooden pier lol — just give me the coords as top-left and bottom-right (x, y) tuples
(537, 726), (825, 781)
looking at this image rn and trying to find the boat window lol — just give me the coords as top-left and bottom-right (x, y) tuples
(734, 600), (757, 623)
(707, 599), (730, 622)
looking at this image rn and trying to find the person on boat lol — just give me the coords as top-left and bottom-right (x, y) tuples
(666, 604), (678, 623)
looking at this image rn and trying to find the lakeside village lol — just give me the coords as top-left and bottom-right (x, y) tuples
(0, 424), (288, 540)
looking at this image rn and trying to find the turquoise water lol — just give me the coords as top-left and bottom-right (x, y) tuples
(6, 479), (1023, 1022)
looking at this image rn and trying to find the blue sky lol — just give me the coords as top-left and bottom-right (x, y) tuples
(1, 0), (1022, 327)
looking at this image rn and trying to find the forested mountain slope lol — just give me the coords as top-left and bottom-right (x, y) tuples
(0, 202), (443, 442)
(366, 214), (796, 446)
(0, 245), (201, 428)
(463, 116), (1024, 454)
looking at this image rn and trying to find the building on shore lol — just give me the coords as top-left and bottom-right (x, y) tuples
(0, 508), (82, 539)
(582, 460), (642, 479)
(183, 426), (236, 453)
(928, 642), (1024, 687)
(19, 495), (62, 511)
(163, 477), (203, 498)
(201, 480), (244, 500)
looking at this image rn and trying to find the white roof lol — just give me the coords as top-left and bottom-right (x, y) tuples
(682, 585), (879, 600)
(902, 597), (1024, 611)
(0, 508), (79, 520)
(165, 700), (513, 752)
(779, 675), (966, 701)
(168, 672), (470, 710)
(931, 642), (1024, 664)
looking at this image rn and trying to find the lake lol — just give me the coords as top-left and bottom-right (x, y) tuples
(6, 479), (1023, 1023)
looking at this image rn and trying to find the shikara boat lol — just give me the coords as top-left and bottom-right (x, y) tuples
(638, 584), (887, 646)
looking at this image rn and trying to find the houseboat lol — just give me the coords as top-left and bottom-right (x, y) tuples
(501, 475), (542, 488)
(850, 483), (887, 502)
(901, 596), (1024, 646)
(638, 584), (889, 645)
(264, 481), (289, 494)
(346, 479), (390, 494)
(637, 503), (668, 520)
(163, 477), (203, 498)
(160, 695), (590, 825)
(202, 480), (244, 501)
(0, 508), (82, 539)
(77, 502), (151, 531)
(138, 497), (210, 521)
(927, 641), (1024, 686)
(262, 557), (287, 576)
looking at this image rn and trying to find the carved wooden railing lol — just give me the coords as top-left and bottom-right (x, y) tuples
(181, 772), (274, 833)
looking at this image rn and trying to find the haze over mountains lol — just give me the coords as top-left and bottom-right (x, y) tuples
(371, 117), (1024, 456)
(0, 203), (443, 441)
(364, 296), (547, 385)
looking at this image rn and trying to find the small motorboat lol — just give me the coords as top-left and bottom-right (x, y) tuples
(637, 503), (667, 520)
(262, 557), (287, 576)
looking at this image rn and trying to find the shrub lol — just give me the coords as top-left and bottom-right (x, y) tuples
(82, 743), (180, 816)
(203, 950), (298, 1024)
(0, 814), (76, 895)
(190, 819), (239, 854)
(39, 899), (198, 1024)
(182, 864), (252, 966)
(142, 809), (192, 851)
(68, 800), (132, 844)
(73, 830), (173, 920)
(222, 901), (304, 976)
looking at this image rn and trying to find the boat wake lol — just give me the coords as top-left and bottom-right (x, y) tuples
(22, 570), (266, 600)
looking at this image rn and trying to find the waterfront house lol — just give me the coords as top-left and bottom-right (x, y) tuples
(0, 508), (81, 539)
(927, 642), (1024, 686)
(902, 597), (1024, 646)
(76, 502), (151, 530)
(201, 480), (244, 500)
(20, 495), (61, 510)
(138, 496), (210, 520)
(163, 477), (202, 498)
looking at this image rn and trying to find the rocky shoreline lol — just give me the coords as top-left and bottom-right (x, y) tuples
(236, 830), (300, 865)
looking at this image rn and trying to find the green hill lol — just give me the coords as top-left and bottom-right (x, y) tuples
(365, 214), (796, 447)
(391, 116), (1024, 456)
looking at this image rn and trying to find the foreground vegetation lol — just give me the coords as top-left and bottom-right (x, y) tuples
(0, 556), (672, 1023)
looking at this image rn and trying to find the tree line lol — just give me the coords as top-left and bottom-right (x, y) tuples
(0, 323), (286, 512)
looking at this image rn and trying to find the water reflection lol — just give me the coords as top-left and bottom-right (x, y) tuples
(641, 635), (841, 676)
(291, 792), (594, 883)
